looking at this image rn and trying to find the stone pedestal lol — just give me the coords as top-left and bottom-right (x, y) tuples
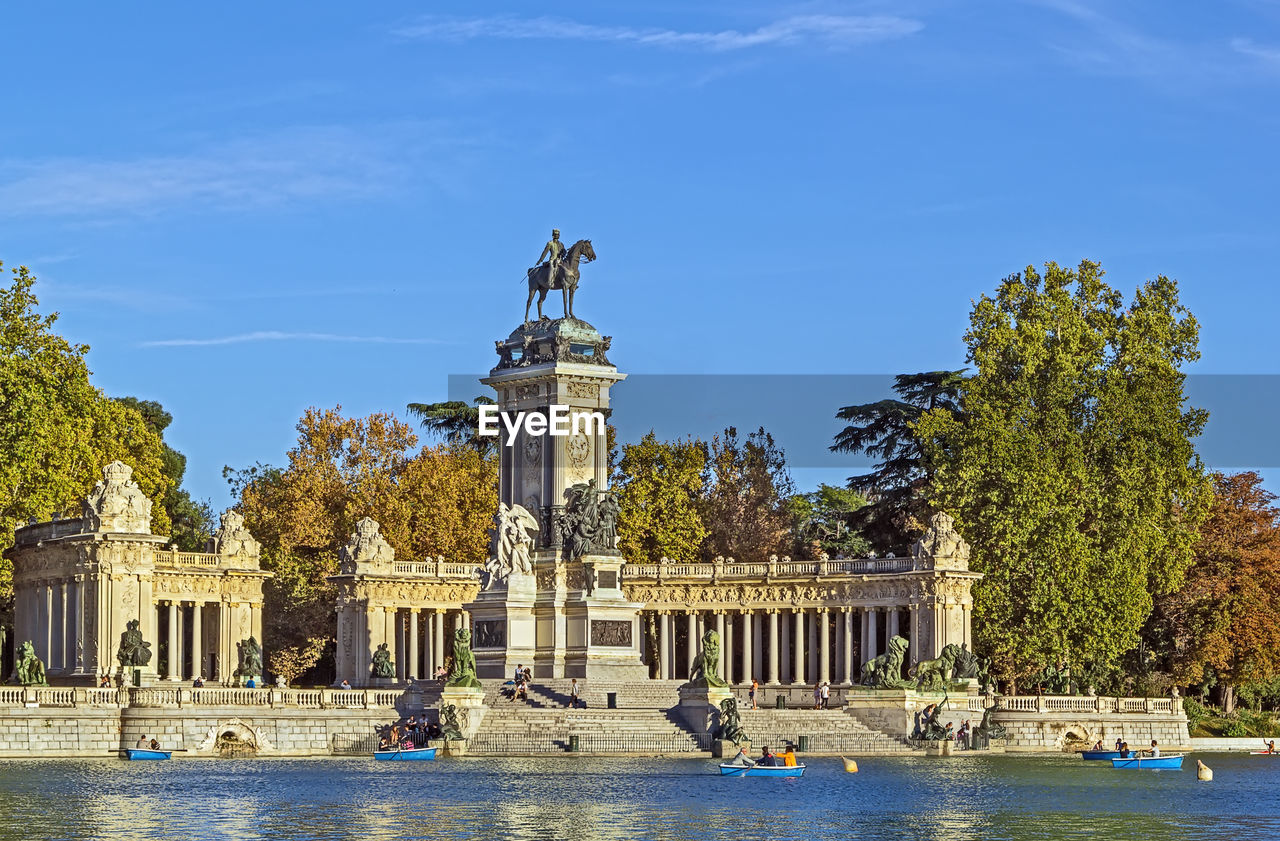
(439, 686), (487, 740)
(925, 739), (953, 757)
(712, 738), (751, 758)
(368, 677), (398, 689)
(467, 573), (537, 680)
(560, 554), (648, 681)
(677, 684), (734, 735)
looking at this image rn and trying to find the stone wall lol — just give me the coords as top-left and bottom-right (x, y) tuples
(994, 710), (1190, 752)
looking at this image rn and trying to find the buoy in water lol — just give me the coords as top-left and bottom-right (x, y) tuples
(1196, 759), (1213, 781)
(842, 756), (858, 773)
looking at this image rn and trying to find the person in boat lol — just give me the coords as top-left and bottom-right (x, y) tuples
(1263, 740), (1277, 754)
(1092, 740), (1105, 751)
(136, 735), (150, 749)
(1149, 739), (1160, 758)
(758, 746), (781, 767)
(1115, 737), (1123, 752)
(782, 745), (798, 767)
(726, 747), (756, 767)
(149, 738), (161, 750)
(1119, 742), (1131, 759)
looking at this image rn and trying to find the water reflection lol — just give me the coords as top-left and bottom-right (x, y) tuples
(0, 754), (1273, 840)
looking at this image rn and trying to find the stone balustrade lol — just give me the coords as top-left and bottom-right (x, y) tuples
(390, 559), (482, 579)
(0, 686), (417, 710)
(994, 694), (1181, 715)
(622, 555), (918, 581)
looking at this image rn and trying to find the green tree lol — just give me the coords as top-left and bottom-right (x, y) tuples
(0, 263), (172, 607)
(916, 261), (1211, 686)
(615, 431), (709, 564)
(114, 396), (213, 551)
(406, 397), (497, 457)
(787, 484), (872, 559)
(830, 371), (966, 553)
(702, 427), (794, 563)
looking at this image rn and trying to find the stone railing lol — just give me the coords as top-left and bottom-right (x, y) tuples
(13, 518), (87, 546)
(390, 559), (482, 579)
(623, 555), (917, 581)
(0, 686), (421, 711)
(995, 694), (1183, 715)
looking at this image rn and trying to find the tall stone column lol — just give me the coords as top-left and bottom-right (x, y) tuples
(867, 608), (879, 661)
(191, 602), (204, 680)
(408, 609), (420, 681)
(809, 607), (819, 682)
(433, 610), (445, 676)
(251, 603), (263, 646)
(818, 608), (831, 683)
(716, 612), (727, 681)
(686, 612), (697, 679)
(751, 612), (763, 683)
(888, 608), (900, 642)
(792, 609), (806, 686)
(779, 609), (791, 684)
(43, 582), (54, 669)
(383, 608), (398, 680)
(56, 581), (68, 673)
(843, 609), (855, 684)
(167, 601), (180, 680)
(665, 614), (675, 680)
(741, 611), (753, 684)
(70, 575), (85, 674)
(767, 611), (780, 685)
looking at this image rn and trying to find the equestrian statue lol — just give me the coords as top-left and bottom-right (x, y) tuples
(525, 229), (597, 322)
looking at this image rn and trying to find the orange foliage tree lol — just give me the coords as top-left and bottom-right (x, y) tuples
(1157, 472), (1280, 712)
(228, 406), (497, 683)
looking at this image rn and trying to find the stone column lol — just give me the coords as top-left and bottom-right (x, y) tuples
(751, 612), (763, 683)
(716, 612), (727, 681)
(70, 575), (84, 674)
(191, 602), (204, 680)
(251, 602), (263, 646)
(44, 582), (54, 668)
(819, 608), (831, 683)
(167, 601), (180, 680)
(867, 608), (879, 660)
(741, 611), (753, 684)
(657, 612), (670, 679)
(792, 609), (806, 685)
(889, 608), (900, 643)
(843, 609), (855, 684)
(433, 610), (445, 675)
(779, 609), (791, 684)
(809, 607), (819, 682)
(384, 608), (398, 680)
(408, 609), (420, 681)
(56, 581), (68, 672)
(682, 612), (694, 678)
(766, 611), (780, 685)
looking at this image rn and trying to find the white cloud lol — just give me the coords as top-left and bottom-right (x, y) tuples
(0, 124), (454, 218)
(393, 14), (923, 51)
(1232, 37), (1280, 65)
(140, 331), (448, 348)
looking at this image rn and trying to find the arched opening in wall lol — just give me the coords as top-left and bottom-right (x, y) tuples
(215, 722), (258, 758)
(1059, 725), (1092, 752)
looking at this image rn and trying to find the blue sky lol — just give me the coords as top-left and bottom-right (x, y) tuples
(3, 2), (1279, 512)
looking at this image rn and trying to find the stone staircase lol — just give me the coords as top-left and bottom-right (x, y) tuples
(463, 681), (708, 755)
(738, 707), (915, 755)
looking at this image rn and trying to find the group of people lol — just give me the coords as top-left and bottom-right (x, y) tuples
(742, 679), (838, 711)
(508, 664), (534, 702)
(378, 715), (442, 749)
(134, 735), (163, 751)
(727, 745), (800, 768)
(1095, 738), (1161, 758)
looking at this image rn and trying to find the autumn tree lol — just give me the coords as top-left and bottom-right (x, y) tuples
(615, 431), (709, 564)
(830, 371), (966, 553)
(0, 263), (172, 608)
(229, 406), (496, 683)
(916, 261), (1211, 686)
(1154, 472), (1280, 713)
(702, 427), (794, 563)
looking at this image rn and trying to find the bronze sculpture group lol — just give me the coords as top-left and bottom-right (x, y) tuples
(559, 480), (620, 562)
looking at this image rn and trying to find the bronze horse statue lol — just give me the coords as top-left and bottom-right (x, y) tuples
(526, 239), (596, 322)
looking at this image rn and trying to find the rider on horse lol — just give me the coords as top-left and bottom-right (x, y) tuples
(535, 229), (565, 286)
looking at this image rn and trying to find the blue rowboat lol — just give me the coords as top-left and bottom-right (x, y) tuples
(1111, 754), (1184, 770)
(719, 764), (805, 777)
(1080, 750), (1124, 760)
(124, 748), (171, 760)
(373, 746), (438, 761)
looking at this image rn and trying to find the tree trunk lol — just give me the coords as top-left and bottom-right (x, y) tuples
(1219, 683), (1236, 715)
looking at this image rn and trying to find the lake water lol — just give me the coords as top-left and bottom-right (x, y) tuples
(0, 753), (1274, 840)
